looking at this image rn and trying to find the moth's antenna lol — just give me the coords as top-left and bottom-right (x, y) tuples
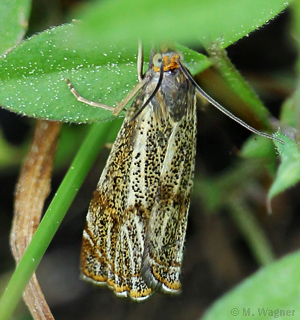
(131, 61), (164, 122)
(178, 60), (284, 144)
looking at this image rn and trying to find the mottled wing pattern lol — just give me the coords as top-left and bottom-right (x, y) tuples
(81, 50), (197, 301)
(142, 77), (197, 294)
(81, 81), (176, 300)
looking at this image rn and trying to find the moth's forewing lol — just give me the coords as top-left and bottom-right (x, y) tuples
(141, 66), (197, 293)
(81, 88), (155, 300)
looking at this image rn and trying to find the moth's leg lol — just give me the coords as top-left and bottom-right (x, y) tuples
(66, 75), (148, 116)
(113, 41), (147, 115)
(112, 77), (147, 115)
(66, 42), (148, 116)
(137, 40), (144, 81)
(65, 79), (114, 112)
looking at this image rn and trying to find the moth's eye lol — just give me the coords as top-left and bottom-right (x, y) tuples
(153, 53), (163, 68)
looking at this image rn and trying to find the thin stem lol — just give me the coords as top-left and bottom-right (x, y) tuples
(228, 196), (275, 266)
(0, 120), (120, 320)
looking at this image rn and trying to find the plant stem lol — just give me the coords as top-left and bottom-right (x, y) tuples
(0, 120), (120, 320)
(228, 196), (275, 266)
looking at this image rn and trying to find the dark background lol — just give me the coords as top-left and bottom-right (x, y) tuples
(0, 1), (298, 319)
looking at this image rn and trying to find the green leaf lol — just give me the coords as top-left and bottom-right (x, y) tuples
(0, 24), (137, 123)
(0, 0), (291, 123)
(0, 24), (209, 123)
(73, 0), (291, 50)
(202, 250), (300, 320)
(0, 0), (31, 55)
(268, 132), (300, 202)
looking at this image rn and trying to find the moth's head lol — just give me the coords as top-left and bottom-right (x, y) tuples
(152, 51), (183, 73)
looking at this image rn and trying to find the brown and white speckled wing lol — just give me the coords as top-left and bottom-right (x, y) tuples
(81, 50), (197, 301)
(142, 81), (197, 295)
(80, 83), (175, 301)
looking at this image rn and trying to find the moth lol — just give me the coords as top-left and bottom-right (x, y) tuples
(66, 44), (280, 301)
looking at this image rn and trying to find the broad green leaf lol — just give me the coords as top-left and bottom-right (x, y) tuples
(72, 0), (291, 50)
(0, 0), (291, 123)
(0, 24), (208, 123)
(0, 0), (31, 55)
(0, 24), (138, 123)
(268, 132), (300, 202)
(202, 250), (300, 320)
